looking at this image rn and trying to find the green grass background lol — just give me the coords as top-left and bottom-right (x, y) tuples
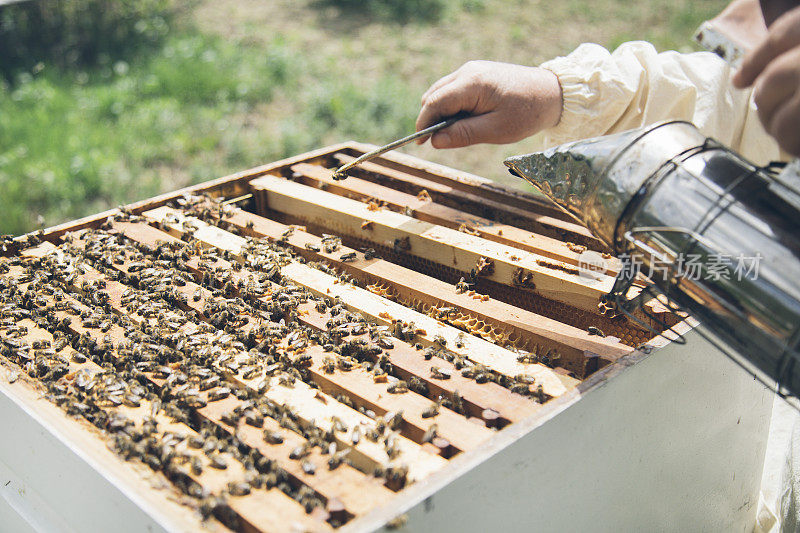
(0, 0), (728, 235)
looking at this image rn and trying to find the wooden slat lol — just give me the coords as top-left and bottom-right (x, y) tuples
(280, 262), (577, 393)
(230, 493), (330, 533)
(44, 237), (446, 484)
(143, 207), (576, 398)
(111, 220), (540, 425)
(73, 227), (490, 455)
(251, 374), (446, 481)
(200, 398), (391, 517)
(291, 162), (619, 274)
(331, 152), (601, 247)
(55, 233), (395, 513)
(215, 206), (632, 376)
(301, 344), (493, 451)
(1, 263), (324, 533)
(251, 174), (613, 313)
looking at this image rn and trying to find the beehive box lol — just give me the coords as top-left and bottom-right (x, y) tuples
(0, 143), (772, 532)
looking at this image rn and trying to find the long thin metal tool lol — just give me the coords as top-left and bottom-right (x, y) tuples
(331, 114), (465, 180)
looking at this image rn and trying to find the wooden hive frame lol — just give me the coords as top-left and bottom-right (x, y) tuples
(0, 142), (694, 532)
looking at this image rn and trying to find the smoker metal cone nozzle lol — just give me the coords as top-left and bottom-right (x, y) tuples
(504, 121), (707, 250)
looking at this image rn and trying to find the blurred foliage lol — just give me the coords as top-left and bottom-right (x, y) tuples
(314, 0), (485, 24)
(0, 0), (726, 236)
(0, 33), (297, 234)
(0, 0), (185, 81)
(309, 77), (417, 140)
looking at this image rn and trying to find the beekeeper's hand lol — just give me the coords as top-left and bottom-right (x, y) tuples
(734, 5), (800, 155)
(415, 61), (562, 149)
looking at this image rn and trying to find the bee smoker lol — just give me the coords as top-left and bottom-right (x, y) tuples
(505, 120), (800, 400)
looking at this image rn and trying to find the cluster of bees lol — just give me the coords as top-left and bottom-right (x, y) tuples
(366, 279), (532, 351)
(0, 201), (558, 529)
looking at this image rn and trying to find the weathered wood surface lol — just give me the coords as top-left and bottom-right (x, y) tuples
(209, 206), (632, 377)
(144, 206), (577, 399)
(290, 162), (620, 275)
(3, 252), (328, 533)
(111, 220), (542, 425)
(339, 142), (574, 221)
(252, 174), (614, 314)
(331, 152), (601, 247)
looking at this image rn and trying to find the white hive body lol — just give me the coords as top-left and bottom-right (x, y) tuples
(0, 141), (774, 532)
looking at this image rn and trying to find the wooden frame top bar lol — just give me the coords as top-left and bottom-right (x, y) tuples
(251, 174), (615, 314)
(289, 162), (620, 275)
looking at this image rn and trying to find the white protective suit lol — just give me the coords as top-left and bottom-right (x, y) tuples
(538, 41), (794, 532)
(539, 41), (784, 165)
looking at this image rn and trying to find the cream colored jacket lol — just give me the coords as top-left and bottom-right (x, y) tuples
(539, 41), (784, 165)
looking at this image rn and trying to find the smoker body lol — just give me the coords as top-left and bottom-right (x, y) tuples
(0, 143), (774, 532)
(506, 121), (800, 402)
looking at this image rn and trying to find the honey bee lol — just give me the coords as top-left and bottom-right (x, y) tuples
(430, 366), (451, 380)
(514, 374), (536, 385)
(587, 326), (606, 337)
(227, 481), (251, 496)
(392, 237), (410, 252)
(536, 384), (546, 404)
(220, 410), (241, 426)
(387, 380), (408, 394)
(386, 514), (408, 530)
(290, 443), (310, 459)
(512, 267), (536, 288)
(207, 387), (231, 401)
(263, 430), (284, 445)
(510, 383), (530, 395)
(423, 347), (437, 360)
(208, 454), (228, 470)
(301, 460), (316, 475)
(327, 449), (350, 470)
(475, 256), (494, 277)
(422, 423), (438, 444)
(455, 277), (469, 294)
(421, 399), (441, 419)
(244, 409), (264, 428)
(350, 425), (361, 445)
(516, 350), (540, 364)
(190, 456), (203, 475)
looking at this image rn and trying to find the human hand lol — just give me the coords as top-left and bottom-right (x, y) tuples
(415, 60), (562, 149)
(708, 0), (766, 50)
(733, 5), (800, 155)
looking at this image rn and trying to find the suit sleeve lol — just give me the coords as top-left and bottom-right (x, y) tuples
(538, 41), (783, 165)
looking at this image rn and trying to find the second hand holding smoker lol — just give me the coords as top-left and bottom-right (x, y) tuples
(505, 121), (800, 400)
